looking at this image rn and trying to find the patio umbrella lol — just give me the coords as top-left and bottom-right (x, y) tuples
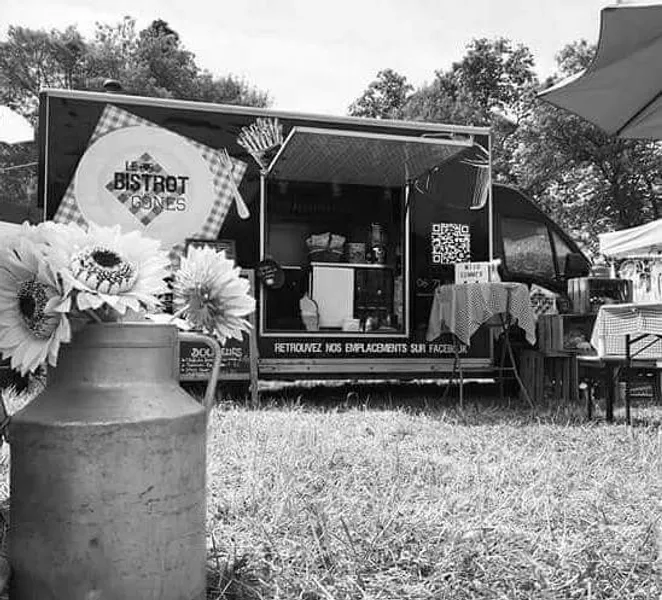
(539, 2), (662, 139)
(0, 106), (34, 144)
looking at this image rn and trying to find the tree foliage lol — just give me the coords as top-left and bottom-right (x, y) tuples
(510, 42), (662, 252)
(0, 18), (271, 215)
(0, 25), (87, 113)
(402, 38), (538, 184)
(84, 17), (271, 105)
(351, 37), (662, 254)
(0, 17), (271, 117)
(3, 19), (661, 253)
(399, 38), (538, 127)
(348, 68), (413, 119)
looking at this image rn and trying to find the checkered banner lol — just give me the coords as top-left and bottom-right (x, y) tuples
(54, 104), (247, 251)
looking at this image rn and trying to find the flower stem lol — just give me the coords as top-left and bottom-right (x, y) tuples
(170, 307), (187, 321)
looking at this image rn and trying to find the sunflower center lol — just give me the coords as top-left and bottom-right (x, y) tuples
(17, 280), (58, 339)
(19, 294), (36, 320)
(92, 249), (122, 268)
(71, 246), (137, 294)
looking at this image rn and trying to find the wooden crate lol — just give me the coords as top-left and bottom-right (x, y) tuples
(537, 314), (597, 355)
(518, 349), (581, 403)
(567, 277), (632, 314)
(537, 315), (563, 355)
(519, 349), (544, 403)
(545, 355), (580, 402)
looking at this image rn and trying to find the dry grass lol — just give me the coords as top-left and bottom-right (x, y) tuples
(203, 386), (662, 600)
(1, 382), (661, 599)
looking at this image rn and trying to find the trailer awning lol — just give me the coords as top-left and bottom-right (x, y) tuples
(267, 127), (474, 187)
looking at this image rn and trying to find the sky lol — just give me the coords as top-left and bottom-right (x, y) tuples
(0, 0), (614, 116)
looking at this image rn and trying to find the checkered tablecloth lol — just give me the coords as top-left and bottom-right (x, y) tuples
(590, 302), (662, 359)
(426, 282), (536, 346)
(54, 103), (247, 253)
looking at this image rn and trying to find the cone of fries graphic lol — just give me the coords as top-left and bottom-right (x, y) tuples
(237, 117), (283, 170)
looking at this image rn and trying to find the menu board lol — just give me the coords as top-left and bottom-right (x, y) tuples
(185, 238), (237, 261)
(178, 269), (257, 382)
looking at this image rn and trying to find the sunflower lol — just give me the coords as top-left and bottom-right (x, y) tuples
(0, 238), (72, 375)
(173, 246), (255, 344)
(56, 223), (170, 316)
(0, 221), (61, 255)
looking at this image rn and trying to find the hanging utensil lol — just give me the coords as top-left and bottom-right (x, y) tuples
(218, 148), (250, 219)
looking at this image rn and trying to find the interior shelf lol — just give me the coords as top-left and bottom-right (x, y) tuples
(309, 262), (394, 270)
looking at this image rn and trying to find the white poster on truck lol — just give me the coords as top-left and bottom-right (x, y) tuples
(54, 104), (247, 249)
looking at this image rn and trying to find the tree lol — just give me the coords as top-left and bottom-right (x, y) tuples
(349, 44), (531, 180)
(133, 19), (199, 98)
(348, 37), (662, 254)
(0, 25), (87, 113)
(83, 17), (141, 93)
(510, 41), (662, 253)
(401, 38), (537, 125)
(401, 37), (539, 184)
(194, 71), (270, 107)
(348, 69), (413, 119)
(0, 18), (271, 114)
(0, 18), (271, 216)
(0, 142), (39, 217)
(86, 18), (270, 105)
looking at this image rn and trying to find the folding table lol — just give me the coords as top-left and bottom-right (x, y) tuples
(589, 302), (662, 424)
(426, 282), (537, 406)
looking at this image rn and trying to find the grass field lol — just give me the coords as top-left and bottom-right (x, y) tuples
(202, 384), (662, 600)
(2, 382), (662, 599)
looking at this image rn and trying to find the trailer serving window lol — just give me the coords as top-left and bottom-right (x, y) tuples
(259, 127), (472, 337)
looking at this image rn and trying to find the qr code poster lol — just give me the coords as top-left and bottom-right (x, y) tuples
(431, 223), (471, 264)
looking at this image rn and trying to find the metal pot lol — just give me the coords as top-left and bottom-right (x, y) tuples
(8, 323), (210, 600)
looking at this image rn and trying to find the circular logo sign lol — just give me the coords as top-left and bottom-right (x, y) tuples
(75, 126), (216, 247)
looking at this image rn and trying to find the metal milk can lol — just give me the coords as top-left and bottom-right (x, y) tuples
(8, 323), (209, 600)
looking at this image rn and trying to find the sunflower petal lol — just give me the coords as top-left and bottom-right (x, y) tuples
(0, 239), (72, 373)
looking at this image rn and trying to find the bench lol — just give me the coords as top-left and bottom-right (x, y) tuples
(518, 350), (661, 423)
(576, 355), (662, 423)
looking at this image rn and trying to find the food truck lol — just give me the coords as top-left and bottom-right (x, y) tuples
(37, 89), (589, 386)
